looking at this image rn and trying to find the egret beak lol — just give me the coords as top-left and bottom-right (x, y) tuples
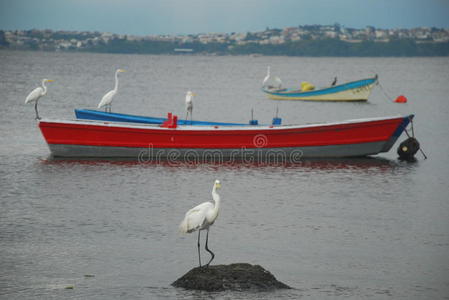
(192, 93), (197, 96)
(47, 79), (54, 82)
(118, 69), (126, 73)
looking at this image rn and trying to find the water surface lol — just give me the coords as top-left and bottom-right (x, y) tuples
(1, 51), (448, 299)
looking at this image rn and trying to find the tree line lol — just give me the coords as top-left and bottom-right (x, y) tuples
(87, 37), (449, 56)
(1, 31), (448, 56)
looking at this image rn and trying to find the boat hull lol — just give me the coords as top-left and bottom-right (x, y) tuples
(263, 77), (377, 101)
(39, 115), (413, 160)
(47, 141), (389, 160)
(38, 115), (412, 159)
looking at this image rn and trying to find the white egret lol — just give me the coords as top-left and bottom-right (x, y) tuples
(263, 66), (282, 90)
(97, 69), (126, 112)
(262, 66), (271, 86)
(25, 78), (54, 120)
(179, 179), (221, 267)
(185, 91), (196, 123)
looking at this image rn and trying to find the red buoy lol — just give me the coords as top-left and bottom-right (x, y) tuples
(394, 95), (407, 103)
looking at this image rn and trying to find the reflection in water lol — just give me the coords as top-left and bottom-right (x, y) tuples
(43, 155), (407, 172)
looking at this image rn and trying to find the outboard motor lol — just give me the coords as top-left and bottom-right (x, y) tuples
(397, 137), (420, 161)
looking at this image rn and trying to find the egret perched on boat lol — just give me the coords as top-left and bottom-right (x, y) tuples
(185, 90), (196, 123)
(25, 78), (54, 120)
(179, 179), (222, 267)
(262, 66), (282, 90)
(97, 69), (125, 112)
(262, 66), (271, 86)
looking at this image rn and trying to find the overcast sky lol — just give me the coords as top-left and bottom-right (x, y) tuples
(1, 0), (448, 35)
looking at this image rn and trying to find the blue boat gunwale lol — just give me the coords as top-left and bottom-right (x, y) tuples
(263, 76), (378, 97)
(74, 109), (251, 126)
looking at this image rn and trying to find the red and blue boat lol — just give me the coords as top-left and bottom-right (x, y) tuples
(38, 113), (413, 159)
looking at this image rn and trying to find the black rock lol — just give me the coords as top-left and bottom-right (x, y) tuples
(172, 263), (291, 291)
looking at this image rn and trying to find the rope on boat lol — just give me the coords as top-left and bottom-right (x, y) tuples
(377, 79), (408, 103)
(405, 118), (427, 159)
(398, 117), (428, 160)
(375, 77), (426, 160)
(377, 80), (395, 103)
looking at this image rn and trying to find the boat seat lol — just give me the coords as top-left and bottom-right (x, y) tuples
(160, 113), (178, 128)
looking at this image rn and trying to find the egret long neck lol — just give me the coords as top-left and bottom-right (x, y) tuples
(212, 186), (220, 212)
(114, 71), (119, 91)
(41, 80), (47, 96)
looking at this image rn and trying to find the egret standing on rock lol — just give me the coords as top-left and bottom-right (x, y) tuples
(25, 78), (54, 120)
(185, 90), (196, 123)
(97, 69), (125, 112)
(179, 180), (221, 267)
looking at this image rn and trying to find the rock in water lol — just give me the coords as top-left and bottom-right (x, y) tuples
(172, 263), (291, 291)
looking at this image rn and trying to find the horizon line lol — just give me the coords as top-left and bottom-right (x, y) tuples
(2, 24), (449, 37)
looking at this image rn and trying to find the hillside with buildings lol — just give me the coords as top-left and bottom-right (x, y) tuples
(1, 24), (449, 56)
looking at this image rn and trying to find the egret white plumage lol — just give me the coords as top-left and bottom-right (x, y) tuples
(263, 66), (271, 86)
(262, 66), (282, 89)
(185, 91), (196, 123)
(97, 69), (125, 112)
(179, 179), (221, 267)
(25, 78), (54, 120)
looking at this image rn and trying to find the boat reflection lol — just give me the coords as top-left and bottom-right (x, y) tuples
(42, 155), (404, 172)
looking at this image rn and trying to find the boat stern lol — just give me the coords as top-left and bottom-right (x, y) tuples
(381, 114), (414, 152)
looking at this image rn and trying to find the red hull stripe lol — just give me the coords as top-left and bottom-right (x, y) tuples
(38, 117), (405, 149)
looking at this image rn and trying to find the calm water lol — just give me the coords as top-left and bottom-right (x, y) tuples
(1, 51), (449, 299)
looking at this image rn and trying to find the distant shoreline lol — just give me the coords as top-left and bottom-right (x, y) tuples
(2, 44), (448, 57)
(2, 27), (449, 57)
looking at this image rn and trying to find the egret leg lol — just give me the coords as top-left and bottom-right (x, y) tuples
(34, 101), (40, 120)
(190, 111), (193, 124)
(197, 230), (202, 267)
(185, 112), (188, 122)
(205, 228), (215, 267)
